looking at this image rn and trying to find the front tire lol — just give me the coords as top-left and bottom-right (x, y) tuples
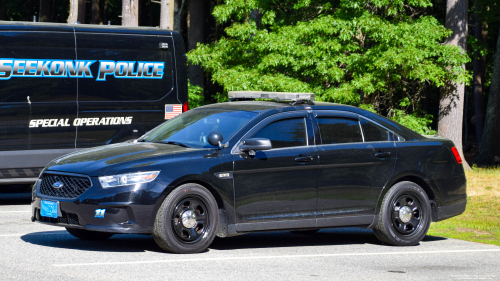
(153, 183), (219, 254)
(373, 181), (431, 246)
(66, 228), (114, 240)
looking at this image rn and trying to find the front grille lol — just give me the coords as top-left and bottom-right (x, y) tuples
(39, 173), (92, 199)
(68, 213), (79, 225)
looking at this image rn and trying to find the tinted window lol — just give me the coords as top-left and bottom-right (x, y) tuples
(76, 33), (173, 101)
(252, 118), (307, 149)
(141, 109), (257, 148)
(0, 31), (77, 102)
(317, 117), (362, 144)
(361, 118), (391, 142)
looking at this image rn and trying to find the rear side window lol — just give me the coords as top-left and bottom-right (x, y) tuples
(317, 117), (362, 144)
(361, 118), (391, 142)
(252, 118), (307, 149)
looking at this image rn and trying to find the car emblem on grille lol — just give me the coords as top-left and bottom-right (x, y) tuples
(53, 181), (64, 189)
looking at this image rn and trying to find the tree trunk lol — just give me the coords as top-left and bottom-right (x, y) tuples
(475, 28), (500, 165)
(102, 0), (109, 24)
(122, 0), (139, 27)
(160, 0), (174, 29)
(77, 0), (86, 23)
(473, 0), (486, 148)
(68, 0), (79, 23)
(438, 0), (470, 169)
(91, 0), (100, 24)
(39, 0), (51, 22)
(174, 0), (185, 31)
(0, 0), (6, 21)
(188, 0), (205, 93)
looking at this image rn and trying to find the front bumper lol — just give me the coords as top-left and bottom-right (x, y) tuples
(31, 177), (168, 234)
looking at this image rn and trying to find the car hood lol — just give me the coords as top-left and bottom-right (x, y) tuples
(45, 142), (205, 177)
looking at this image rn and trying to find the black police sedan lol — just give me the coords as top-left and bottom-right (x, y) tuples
(31, 92), (466, 254)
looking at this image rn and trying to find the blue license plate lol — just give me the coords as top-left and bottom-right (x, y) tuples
(40, 200), (59, 218)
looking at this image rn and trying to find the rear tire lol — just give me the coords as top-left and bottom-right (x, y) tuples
(66, 228), (114, 240)
(373, 181), (431, 246)
(153, 183), (218, 254)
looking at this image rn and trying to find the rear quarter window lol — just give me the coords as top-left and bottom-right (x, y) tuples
(360, 118), (392, 142)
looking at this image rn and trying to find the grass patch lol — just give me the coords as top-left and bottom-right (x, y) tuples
(428, 168), (500, 245)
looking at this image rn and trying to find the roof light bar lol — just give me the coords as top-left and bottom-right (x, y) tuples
(228, 91), (315, 101)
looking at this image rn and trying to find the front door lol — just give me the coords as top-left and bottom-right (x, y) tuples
(232, 111), (318, 231)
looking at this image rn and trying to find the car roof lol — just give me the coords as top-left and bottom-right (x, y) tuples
(197, 101), (424, 141)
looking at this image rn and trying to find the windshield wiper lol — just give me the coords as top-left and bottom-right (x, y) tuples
(151, 141), (192, 148)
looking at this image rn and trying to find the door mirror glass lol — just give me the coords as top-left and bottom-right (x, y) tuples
(239, 138), (272, 154)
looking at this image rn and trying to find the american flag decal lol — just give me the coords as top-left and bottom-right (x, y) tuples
(165, 104), (182, 119)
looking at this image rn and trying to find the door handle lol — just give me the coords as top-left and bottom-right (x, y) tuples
(374, 152), (391, 158)
(295, 156), (314, 162)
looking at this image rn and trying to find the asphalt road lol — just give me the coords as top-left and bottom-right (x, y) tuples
(1, 198), (499, 281)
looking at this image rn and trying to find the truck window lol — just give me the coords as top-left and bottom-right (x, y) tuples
(0, 31), (77, 102)
(75, 33), (174, 102)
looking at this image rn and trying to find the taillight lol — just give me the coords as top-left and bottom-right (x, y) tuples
(451, 147), (462, 164)
(182, 101), (189, 112)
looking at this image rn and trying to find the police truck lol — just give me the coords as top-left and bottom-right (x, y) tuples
(0, 22), (188, 189)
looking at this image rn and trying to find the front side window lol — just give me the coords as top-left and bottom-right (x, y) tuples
(252, 118), (307, 149)
(140, 109), (258, 148)
(317, 117), (362, 144)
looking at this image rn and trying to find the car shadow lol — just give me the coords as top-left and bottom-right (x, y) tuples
(211, 228), (446, 251)
(21, 230), (162, 253)
(21, 228), (448, 253)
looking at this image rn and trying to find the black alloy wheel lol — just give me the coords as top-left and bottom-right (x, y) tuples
(172, 197), (209, 243)
(373, 181), (431, 246)
(153, 183), (218, 254)
(391, 194), (423, 235)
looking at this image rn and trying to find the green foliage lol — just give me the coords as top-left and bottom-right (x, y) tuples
(359, 104), (377, 113)
(386, 97), (436, 134)
(389, 108), (436, 135)
(188, 80), (205, 108)
(189, 0), (470, 134)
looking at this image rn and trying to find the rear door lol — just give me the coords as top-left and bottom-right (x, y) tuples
(74, 31), (176, 147)
(314, 111), (397, 226)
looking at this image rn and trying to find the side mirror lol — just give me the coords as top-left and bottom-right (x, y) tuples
(239, 138), (272, 155)
(207, 131), (224, 147)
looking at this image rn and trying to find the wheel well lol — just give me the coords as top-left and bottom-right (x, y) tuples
(393, 176), (436, 201)
(174, 180), (225, 210)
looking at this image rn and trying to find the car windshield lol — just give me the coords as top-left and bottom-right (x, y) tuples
(139, 108), (258, 148)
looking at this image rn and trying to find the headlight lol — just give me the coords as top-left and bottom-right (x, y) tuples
(98, 171), (160, 188)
